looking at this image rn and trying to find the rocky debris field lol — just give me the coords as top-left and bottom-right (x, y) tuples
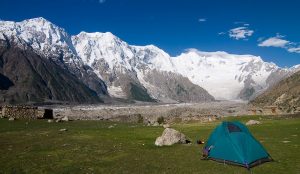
(51, 101), (249, 124)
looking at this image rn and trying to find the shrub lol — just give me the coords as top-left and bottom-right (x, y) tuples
(137, 114), (143, 123)
(157, 116), (165, 124)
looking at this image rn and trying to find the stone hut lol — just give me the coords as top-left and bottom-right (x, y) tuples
(1, 105), (53, 119)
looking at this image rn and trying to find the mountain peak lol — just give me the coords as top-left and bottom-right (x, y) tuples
(23, 17), (49, 23)
(19, 17), (61, 31)
(76, 31), (118, 40)
(0, 17), (78, 60)
(0, 17), (49, 25)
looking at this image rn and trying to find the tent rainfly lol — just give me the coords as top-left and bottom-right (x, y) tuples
(203, 121), (273, 169)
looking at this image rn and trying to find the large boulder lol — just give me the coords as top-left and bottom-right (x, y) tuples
(246, 120), (261, 126)
(155, 128), (188, 146)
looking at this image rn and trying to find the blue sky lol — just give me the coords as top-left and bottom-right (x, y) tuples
(1, 0), (299, 67)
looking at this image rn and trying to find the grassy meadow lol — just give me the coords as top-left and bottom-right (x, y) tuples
(0, 115), (299, 174)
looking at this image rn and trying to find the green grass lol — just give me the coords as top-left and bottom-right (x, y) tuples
(0, 115), (299, 174)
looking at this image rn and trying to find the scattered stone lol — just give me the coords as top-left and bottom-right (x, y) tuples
(59, 128), (68, 132)
(55, 116), (69, 122)
(61, 116), (69, 122)
(62, 143), (69, 147)
(163, 124), (170, 128)
(282, 141), (291, 143)
(108, 125), (114, 129)
(153, 122), (159, 127)
(48, 119), (53, 123)
(155, 128), (189, 146)
(8, 117), (15, 121)
(246, 120), (261, 126)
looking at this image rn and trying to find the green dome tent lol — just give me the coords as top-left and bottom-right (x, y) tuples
(203, 121), (272, 169)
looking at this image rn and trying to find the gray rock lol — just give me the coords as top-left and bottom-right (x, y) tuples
(59, 128), (68, 132)
(61, 116), (69, 122)
(143, 70), (215, 102)
(48, 119), (53, 123)
(8, 117), (15, 121)
(152, 122), (159, 127)
(56, 116), (69, 122)
(246, 120), (261, 125)
(155, 128), (188, 146)
(163, 124), (170, 128)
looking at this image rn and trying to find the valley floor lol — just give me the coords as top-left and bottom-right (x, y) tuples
(0, 115), (299, 174)
(51, 101), (250, 122)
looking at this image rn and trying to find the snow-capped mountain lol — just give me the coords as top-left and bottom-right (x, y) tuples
(71, 31), (294, 101)
(72, 31), (175, 76)
(0, 17), (298, 103)
(72, 31), (213, 102)
(0, 18), (214, 103)
(172, 49), (290, 100)
(0, 17), (77, 62)
(0, 17), (108, 98)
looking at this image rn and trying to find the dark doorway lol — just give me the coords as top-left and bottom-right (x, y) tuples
(43, 109), (53, 119)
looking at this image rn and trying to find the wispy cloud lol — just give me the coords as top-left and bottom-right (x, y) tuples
(99, 0), (106, 4)
(198, 18), (206, 22)
(229, 26), (254, 40)
(234, 22), (250, 26)
(288, 47), (300, 53)
(258, 35), (290, 48)
(258, 34), (300, 54)
(234, 21), (245, 24)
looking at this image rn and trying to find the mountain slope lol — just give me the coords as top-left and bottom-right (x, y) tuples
(250, 70), (300, 112)
(0, 37), (102, 104)
(172, 49), (290, 100)
(72, 32), (214, 102)
(0, 17), (108, 98)
(142, 70), (214, 102)
(72, 31), (294, 101)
